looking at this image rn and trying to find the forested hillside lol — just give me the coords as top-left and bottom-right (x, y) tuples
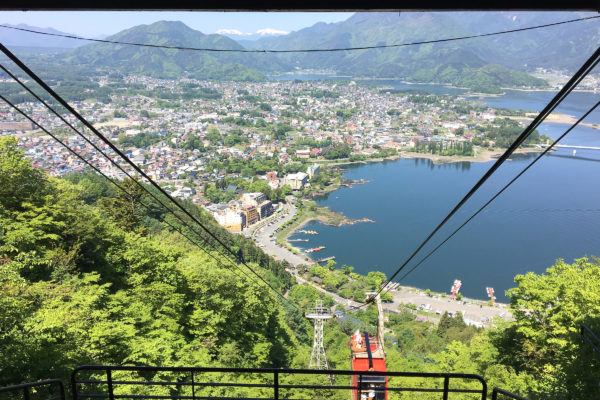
(1, 136), (599, 399)
(247, 12), (600, 92)
(65, 21), (282, 81)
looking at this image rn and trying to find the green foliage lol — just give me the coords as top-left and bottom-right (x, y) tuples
(101, 177), (150, 234)
(182, 135), (205, 151)
(0, 137), (48, 211)
(118, 132), (161, 148)
(288, 284), (334, 310)
(322, 143), (352, 160)
(498, 257), (600, 399)
(223, 129), (248, 147)
(3, 136), (600, 399)
(272, 123), (293, 140)
(409, 64), (547, 93)
(0, 140), (297, 388)
(414, 140), (474, 156)
(67, 21), (269, 81)
(206, 127), (222, 145)
(64, 171), (117, 204)
(477, 118), (542, 148)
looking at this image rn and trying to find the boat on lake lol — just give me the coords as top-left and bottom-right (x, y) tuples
(306, 246), (325, 253)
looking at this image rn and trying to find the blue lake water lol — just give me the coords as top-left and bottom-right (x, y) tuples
(282, 77), (600, 301)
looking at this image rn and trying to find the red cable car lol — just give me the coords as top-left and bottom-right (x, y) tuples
(349, 294), (387, 400)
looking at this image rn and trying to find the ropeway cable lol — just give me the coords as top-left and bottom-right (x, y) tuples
(383, 99), (600, 295)
(0, 61), (260, 285)
(0, 44), (291, 305)
(363, 46), (600, 305)
(0, 15), (598, 53)
(0, 62), (257, 283)
(0, 94), (251, 284)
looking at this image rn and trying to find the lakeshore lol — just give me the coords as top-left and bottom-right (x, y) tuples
(275, 134), (600, 302)
(508, 112), (600, 129)
(276, 202), (374, 246)
(279, 148), (546, 261)
(252, 203), (512, 321)
(314, 146), (545, 169)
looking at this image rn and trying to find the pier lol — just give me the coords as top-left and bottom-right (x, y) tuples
(316, 256), (336, 263)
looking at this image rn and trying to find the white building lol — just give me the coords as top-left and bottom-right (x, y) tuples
(241, 192), (267, 207)
(307, 164), (321, 179)
(285, 172), (308, 190)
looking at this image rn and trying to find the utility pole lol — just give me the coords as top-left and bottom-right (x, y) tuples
(306, 300), (332, 370)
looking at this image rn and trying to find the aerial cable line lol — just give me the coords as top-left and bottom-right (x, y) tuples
(0, 15), (598, 53)
(0, 94), (250, 284)
(383, 99), (600, 296)
(0, 44), (289, 304)
(363, 46), (600, 305)
(0, 43), (263, 283)
(1, 65), (295, 310)
(0, 62), (253, 281)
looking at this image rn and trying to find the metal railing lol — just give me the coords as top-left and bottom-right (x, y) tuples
(581, 324), (600, 356)
(491, 387), (528, 400)
(0, 380), (65, 400)
(72, 365), (488, 400)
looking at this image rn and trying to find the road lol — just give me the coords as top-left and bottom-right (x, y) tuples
(386, 286), (511, 326)
(251, 201), (512, 326)
(251, 200), (313, 267)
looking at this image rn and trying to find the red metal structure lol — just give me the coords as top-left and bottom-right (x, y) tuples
(349, 293), (387, 400)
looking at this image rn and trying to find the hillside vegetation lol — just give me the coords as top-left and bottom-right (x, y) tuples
(1, 136), (599, 399)
(65, 21), (279, 81)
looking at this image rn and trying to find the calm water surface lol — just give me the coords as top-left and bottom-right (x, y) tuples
(277, 76), (600, 300)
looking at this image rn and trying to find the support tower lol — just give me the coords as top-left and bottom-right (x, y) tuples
(306, 300), (332, 370)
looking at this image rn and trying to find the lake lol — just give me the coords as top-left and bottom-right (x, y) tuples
(283, 77), (600, 301)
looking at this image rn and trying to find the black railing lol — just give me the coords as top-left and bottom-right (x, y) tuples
(581, 324), (600, 356)
(491, 387), (528, 400)
(72, 365), (488, 400)
(0, 380), (65, 400)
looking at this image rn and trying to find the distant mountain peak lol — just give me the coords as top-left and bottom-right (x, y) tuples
(216, 29), (247, 35)
(216, 27), (289, 41)
(256, 28), (289, 36)
(0, 23), (85, 48)
(65, 20), (290, 80)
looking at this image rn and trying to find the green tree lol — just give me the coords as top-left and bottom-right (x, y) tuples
(341, 265), (354, 275)
(206, 127), (222, 145)
(497, 257), (600, 398)
(325, 259), (337, 271)
(101, 178), (148, 234)
(182, 135), (204, 151)
(0, 137), (47, 211)
(366, 271), (386, 290)
(248, 180), (272, 199)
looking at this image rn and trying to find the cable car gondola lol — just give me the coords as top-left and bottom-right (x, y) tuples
(349, 293), (387, 400)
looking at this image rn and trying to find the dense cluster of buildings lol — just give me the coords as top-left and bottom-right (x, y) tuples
(0, 75), (536, 231)
(204, 192), (274, 232)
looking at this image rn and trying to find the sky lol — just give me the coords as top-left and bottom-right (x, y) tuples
(0, 12), (353, 37)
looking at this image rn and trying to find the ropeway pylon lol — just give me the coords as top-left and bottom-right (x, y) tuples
(306, 300), (332, 370)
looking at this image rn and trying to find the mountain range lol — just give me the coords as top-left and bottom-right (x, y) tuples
(216, 28), (289, 41)
(0, 24), (87, 49)
(4, 13), (600, 89)
(245, 12), (600, 89)
(62, 21), (290, 81)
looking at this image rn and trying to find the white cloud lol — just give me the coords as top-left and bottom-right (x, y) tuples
(215, 28), (290, 37)
(256, 28), (289, 36)
(215, 29), (249, 35)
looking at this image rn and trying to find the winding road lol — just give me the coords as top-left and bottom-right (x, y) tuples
(251, 200), (512, 326)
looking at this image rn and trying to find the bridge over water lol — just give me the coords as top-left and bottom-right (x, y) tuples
(539, 144), (600, 151)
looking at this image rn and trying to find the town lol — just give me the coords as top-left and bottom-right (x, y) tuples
(0, 76), (549, 233)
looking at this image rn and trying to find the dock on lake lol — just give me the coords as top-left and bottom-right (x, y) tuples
(316, 256), (336, 263)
